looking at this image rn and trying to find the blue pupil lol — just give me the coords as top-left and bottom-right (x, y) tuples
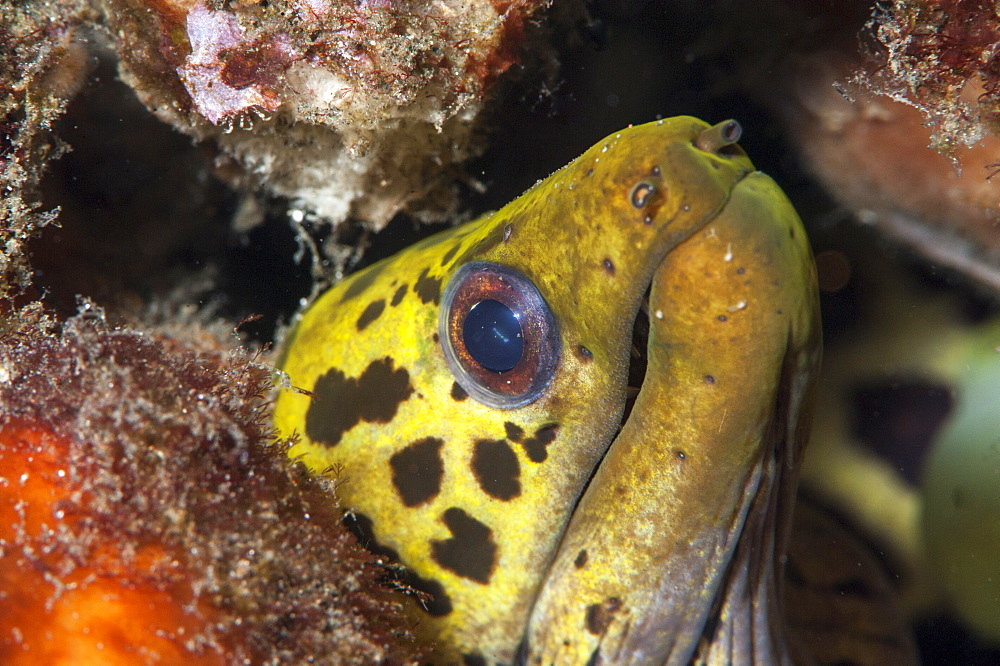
(463, 299), (523, 372)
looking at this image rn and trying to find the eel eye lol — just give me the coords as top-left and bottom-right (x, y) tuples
(440, 262), (559, 409)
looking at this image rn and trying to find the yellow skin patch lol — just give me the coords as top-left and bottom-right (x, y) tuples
(273, 117), (821, 664)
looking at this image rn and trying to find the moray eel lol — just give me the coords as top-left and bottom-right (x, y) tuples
(273, 117), (822, 664)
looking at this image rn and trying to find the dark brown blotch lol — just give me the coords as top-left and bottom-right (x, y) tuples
(390, 284), (408, 307)
(450, 381), (468, 401)
(342, 511), (401, 563)
(463, 654), (487, 666)
(340, 263), (384, 303)
(390, 437), (445, 507)
(409, 574), (454, 617)
(585, 597), (621, 636)
(414, 267), (443, 305)
(522, 423), (560, 463)
(356, 299), (386, 331)
(431, 508), (497, 584)
(471, 439), (521, 501)
(305, 357), (413, 447)
(504, 421), (524, 442)
(441, 243), (460, 267)
(576, 345), (594, 361)
(574, 549), (588, 569)
(602, 258), (615, 275)
(345, 513), (455, 616)
(783, 554), (809, 588)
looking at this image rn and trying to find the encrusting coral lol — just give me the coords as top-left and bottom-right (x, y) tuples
(96, 0), (558, 230)
(0, 304), (427, 664)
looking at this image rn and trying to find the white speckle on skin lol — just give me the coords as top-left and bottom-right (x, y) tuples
(724, 243), (733, 262)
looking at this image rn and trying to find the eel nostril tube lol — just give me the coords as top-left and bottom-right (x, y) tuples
(696, 119), (743, 153)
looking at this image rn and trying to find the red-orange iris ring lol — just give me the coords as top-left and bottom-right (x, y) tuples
(439, 262), (559, 409)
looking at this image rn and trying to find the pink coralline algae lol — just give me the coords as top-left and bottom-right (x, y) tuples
(178, 2), (296, 126)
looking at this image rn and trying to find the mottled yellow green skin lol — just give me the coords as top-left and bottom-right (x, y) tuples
(273, 117), (819, 664)
(522, 172), (821, 665)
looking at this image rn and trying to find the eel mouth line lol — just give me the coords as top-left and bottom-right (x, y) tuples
(615, 126), (750, 431)
(621, 286), (651, 430)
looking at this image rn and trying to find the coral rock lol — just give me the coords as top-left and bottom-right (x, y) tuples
(785, 54), (1000, 291)
(0, 2), (92, 299)
(97, 0), (557, 229)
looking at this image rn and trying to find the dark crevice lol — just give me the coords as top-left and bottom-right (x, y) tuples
(621, 286), (651, 430)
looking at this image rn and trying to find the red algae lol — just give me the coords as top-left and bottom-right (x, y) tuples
(852, 0), (1000, 153)
(0, 306), (427, 664)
